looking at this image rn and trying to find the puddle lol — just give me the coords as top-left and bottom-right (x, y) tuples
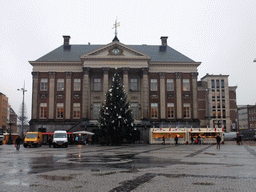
(38, 175), (73, 181)
(193, 182), (215, 185)
(5, 181), (29, 186)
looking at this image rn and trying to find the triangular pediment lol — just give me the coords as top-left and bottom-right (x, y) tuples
(80, 41), (151, 60)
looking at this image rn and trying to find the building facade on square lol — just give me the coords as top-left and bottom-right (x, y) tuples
(197, 74), (238, 132)
(29, 35), (202, 136)
(0, 92), (8, 132)
(238, 105), (256, 131)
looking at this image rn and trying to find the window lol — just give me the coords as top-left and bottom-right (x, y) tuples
(167, 103), (174, 119)
(212, 110), (216, 117)
(130, 79), (138, 91)
(183, 79), (190, 91)
(40, 103), (47, 119)
(217, 110), (221, 118)
(211, 80), (215, 88)
(183, 103), (191, 118)
(222, 90), (225, 98)
(212, 100), (216, 108)
(57, 79), (64, 91)
(94, 78), (101, 91)
(74, 79), (81, 91)
(151, 103), (158, 119)
(216, 80), (220, 88)
(40, 79), (48, 91)
(223, 110), (226, 118)
(151, 79), (157, 91)
(217, 100), (220, 108)
(73, 103), (80, 119)
(131, 103), (138, 119)
(222, 100), (225, 108)
(167, 79), (174, 91)
(221, 80), (224, 88)
(56, 103), (64, 119)
(93, 103), (101, 119)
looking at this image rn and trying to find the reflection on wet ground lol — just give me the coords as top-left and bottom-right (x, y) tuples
(1, 142), (256, 191)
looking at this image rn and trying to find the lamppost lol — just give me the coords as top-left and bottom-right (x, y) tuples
(17, 83), (27, 138)
(7, 120), (14, 144)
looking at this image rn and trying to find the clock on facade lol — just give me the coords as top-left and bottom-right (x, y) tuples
(112, 49), (120, 55)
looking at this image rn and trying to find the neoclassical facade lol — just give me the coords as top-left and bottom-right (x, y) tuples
(29, 36), (201, 134)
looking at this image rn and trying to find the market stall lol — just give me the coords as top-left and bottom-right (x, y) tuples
(149, 128), (188, 144)
(189, 128), (223, 144)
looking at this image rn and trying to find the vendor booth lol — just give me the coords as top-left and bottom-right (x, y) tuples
(189, 128), (223, 144)
(149, 128), (188, 144)
(149, 127), (223, 144)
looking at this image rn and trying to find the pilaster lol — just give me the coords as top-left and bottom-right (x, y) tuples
(176, 72), (182, 119)
(31, 72), (39, 119)
(191, 72), (198, 119)
(103, 67), (110, 96)
(48, 72), (55, 119)
(159, 72), (166, 119)
(82, 67), (90, 119)
(122, 67), (129, 93)
(65, 72), (72, 119)
(142, 68), (149, 119)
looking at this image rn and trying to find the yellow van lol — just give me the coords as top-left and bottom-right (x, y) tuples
(23, 132), (43, 148)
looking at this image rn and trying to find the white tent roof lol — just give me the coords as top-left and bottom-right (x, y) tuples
(73, 131), (95, 135)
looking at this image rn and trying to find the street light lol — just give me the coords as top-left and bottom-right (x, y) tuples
(17, 83), (27, 138)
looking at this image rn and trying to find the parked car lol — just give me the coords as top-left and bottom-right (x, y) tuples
(23, 132), (43, 148)
(254, 135), (256, 141)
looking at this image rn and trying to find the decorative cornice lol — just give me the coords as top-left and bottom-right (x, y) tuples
(149, 62), (201, 67)
(29, 61), (82, 66)
(81, 57), (151, 62)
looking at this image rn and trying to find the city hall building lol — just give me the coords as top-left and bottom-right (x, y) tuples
(29, 35), (201, 136)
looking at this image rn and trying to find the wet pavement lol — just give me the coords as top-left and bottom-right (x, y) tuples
(0, 141), (256, 191)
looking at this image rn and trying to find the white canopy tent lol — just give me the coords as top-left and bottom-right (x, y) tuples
(73, 131), (95, 135)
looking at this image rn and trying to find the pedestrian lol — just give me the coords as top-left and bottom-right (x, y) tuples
(48, 136), (52, 148)
(216, 134), (221, 149)
(175, 135), (178, 145)
(238, 135), (243, 145)
(191, 135), (194, 145)
(15, 136), (22, 150)
(162, 136), (165, 145)
(198, 135), (201, 145)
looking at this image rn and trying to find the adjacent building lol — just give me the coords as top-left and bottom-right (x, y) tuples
(197, 74), (238, 132)
(0, 93), (8, 132)
(29, 35), (201, 136)
(238, 104), (256, 131)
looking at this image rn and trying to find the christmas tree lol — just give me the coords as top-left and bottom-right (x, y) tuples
(98, 72), (135, 145)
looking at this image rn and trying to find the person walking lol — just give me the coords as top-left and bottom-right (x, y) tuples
(15, 136), (22, 150)
(162, 136), (165, 145)
(191, 135), (194, 145)
(198, 135), (201, 145)
(175, 135), (178, 145)
(216, 134), (221, 149)
(48, 136), (52, 148)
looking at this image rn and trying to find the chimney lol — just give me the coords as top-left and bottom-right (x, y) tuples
(63, 35), (71, 50)
(159, 36), (168, 52)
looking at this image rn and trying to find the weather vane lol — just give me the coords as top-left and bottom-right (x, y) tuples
(112, 17), (120, 37)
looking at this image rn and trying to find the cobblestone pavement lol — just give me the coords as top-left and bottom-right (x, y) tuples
(0, 141), (256, 192)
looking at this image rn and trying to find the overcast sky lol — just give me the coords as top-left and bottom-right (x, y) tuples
(1, 0), (256, 120)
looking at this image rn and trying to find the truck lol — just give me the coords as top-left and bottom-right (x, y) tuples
(23, 132), (43, 148)
(53, 130), (68, 148)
